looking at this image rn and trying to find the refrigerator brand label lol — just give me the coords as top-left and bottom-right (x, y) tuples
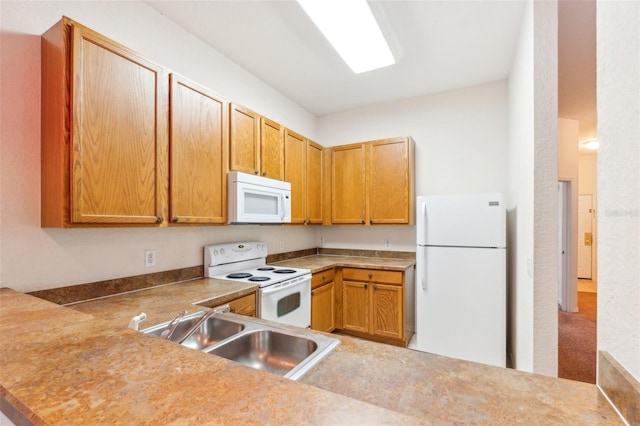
(488, 201), (500, 206)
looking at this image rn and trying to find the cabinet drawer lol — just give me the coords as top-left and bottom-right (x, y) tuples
(312, 268), (335, 289)
(342, 268), (403, 285)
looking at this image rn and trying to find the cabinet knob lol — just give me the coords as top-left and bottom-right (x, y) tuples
(172, 216), (179, 223)
(262, 172), (267, 177)
(254, 170), (259, 175)
(156, 216), (164, 224)
(368, 273), (373, 279)
(361, 219), (365, 224)
(370, 220), (373, 225)
(322, 275), (326, 281)
(364, 283), (368, 289)
(230, 307), (236, 313)
(373, 284), (378, 290)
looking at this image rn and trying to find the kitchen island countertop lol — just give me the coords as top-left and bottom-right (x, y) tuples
(0, 267), (622, 425)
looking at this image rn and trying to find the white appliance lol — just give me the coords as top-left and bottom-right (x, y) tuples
(227, 171), (291, 224)
(204, 242), (311, 328)
(410, 193), (507, 367)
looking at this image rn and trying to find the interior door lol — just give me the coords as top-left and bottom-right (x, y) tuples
(578, 195), (593, 279)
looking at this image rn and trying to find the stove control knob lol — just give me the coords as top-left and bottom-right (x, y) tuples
(261, 244), (266, 251)
(220, 248), (225, 256)
(213, 249), (219, 257)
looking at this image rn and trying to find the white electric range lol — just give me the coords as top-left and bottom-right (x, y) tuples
(204, 242), (311, 328)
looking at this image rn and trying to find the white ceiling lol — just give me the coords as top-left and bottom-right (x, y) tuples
(147, 0), (596, 144)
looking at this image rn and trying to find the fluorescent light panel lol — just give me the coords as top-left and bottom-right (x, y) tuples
(296, 0), (395, 74)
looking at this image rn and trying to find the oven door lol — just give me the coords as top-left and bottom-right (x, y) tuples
(258, 275), (311, 328)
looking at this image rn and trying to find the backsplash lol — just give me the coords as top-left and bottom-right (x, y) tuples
(28, 266), (203, 305)
(28, 247), (415, 305)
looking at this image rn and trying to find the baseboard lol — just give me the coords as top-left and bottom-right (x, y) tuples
(598, 351), (640, 425)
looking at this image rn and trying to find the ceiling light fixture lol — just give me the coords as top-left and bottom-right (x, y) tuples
(581, 139), (600, 150)
(296, 0), (396, 74)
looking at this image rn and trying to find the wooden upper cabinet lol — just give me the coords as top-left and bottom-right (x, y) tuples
(284, 129), (307, 224)
(329, 137), (414, 226)
(306, 141), (324, 224)
(41, 17), (168, 227)
(284, 132), (324, 225)
(260, 118), (285, 180)
(368, 137), (415, 225)
(229, 103), (284, 180)
(169, 74), (228, 224)
(331, 143), (366, 224)
(229, 103), (260, 175)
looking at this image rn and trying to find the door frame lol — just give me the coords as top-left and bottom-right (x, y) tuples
(558, 180), (578, 312)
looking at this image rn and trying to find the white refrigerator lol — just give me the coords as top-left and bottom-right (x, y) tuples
(410, 193), (507, 367)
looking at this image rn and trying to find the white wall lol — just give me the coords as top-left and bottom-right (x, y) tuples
(507, 0), (535, 373)
(316, 81), (509, 250)
(596, 0), (640, 380)
(506, 0), (558, 376)
(0, 1), (318, 292)
(531, 0), (559, 377)
(578, 154), (597, 195)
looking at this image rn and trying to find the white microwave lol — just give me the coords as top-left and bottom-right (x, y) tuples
(227, 171), (291, 224)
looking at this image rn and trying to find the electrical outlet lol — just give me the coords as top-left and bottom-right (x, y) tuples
(145, 250), (156, 267)
(279, 240), (284, 250)
(320, 236), (325, 247)
(526, 255), (533, 278)
(384, 240), (391, 249)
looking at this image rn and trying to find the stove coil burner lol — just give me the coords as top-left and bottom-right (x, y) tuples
(273, 269), (297, 274)
(257, 267), (276, 271)
(249, 276), (271, 282)
(226, 272), (252, 279)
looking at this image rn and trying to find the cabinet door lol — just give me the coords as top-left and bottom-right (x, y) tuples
(227, 293), (256, 317)
(70, 24), (167, 224)
(332, 144), (366, 224)
(229, 103), (260, 175)
(284, 129), (307, 224)
(260, 118), (284, 180)
(311, 281), (335, 332)
(169, 74), (227, 224)
(306, 141), (324, 224)
(369, 137), (413, 224)
(371, 283), (403, 340)
(342, 280), (369, 333)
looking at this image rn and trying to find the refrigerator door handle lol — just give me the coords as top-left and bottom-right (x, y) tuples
(416, 198), (427, 246)
(419, 247), (427, 290)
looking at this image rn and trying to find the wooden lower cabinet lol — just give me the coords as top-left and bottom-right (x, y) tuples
(310, 269), (336, 332)
(199, 292), (256, 317)
(339, 268), (407, 346)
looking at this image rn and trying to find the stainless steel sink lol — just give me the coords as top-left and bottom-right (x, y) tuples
(142, 311), (245, 350)
(206, 329), (317, 377)
(141, 311), (340, 380)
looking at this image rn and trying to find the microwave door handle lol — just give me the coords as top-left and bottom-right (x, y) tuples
(280, 193), (287, 221)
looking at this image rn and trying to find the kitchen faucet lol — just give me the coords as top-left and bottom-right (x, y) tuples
(173, 304), (230, 344)
(160, 310), (187, 340)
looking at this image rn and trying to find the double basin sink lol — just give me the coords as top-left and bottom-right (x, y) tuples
(141, 311), (340, 381)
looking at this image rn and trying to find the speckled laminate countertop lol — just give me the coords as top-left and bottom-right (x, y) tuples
(0, 262), (623, 425)
(272, 254), (415, 273)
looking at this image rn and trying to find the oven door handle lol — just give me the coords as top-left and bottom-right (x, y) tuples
(261, 279), (307, 295)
